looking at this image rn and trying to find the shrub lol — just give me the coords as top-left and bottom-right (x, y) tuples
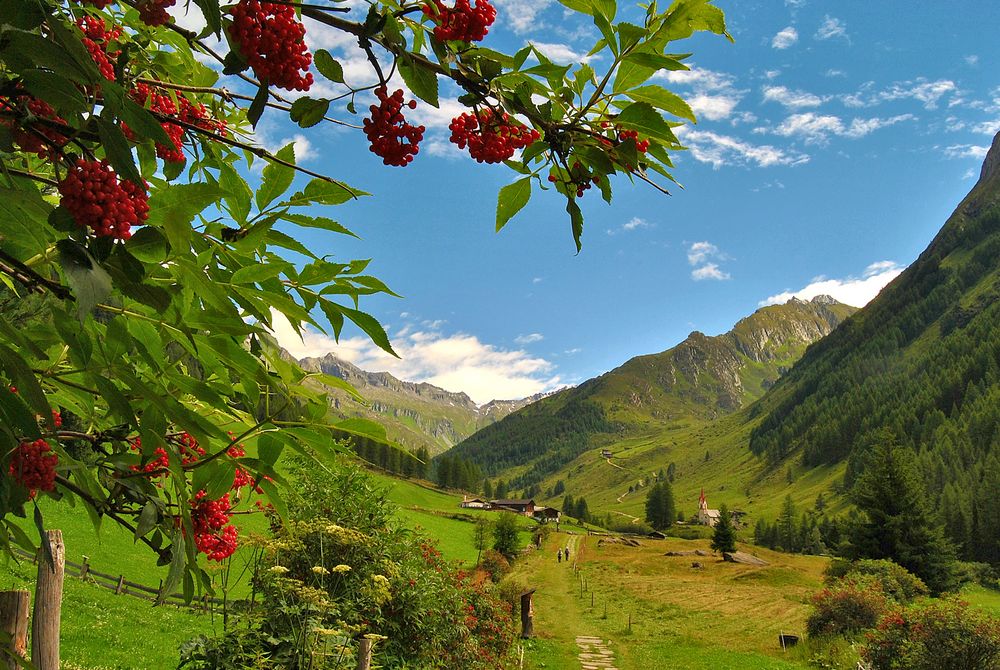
(807, 576), (891, 638)
(862, 598), (1000, 670)
(480, 550), (512, 583)
(825, 559), (928, 604)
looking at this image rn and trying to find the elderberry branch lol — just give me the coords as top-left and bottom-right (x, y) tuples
(0, 249), (74, 300)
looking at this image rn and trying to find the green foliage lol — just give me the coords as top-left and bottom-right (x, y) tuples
(492, 512), (521, 559)
(645, 480), (676, 530)
(823, 559), (929, 604)
(806, 575), (891, 638)
(180, 461), (517, 669)
(435, 454), (484, 491)
(862, 598), (1000, 670)
(710, 503), (736, 554)
(480, 549), (513, 583)
(845, 433), (959, 595)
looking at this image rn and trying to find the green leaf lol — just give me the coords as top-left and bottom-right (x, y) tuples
(592, 13), (618, 57)
(615, 101), (680, 144)
(157, 531), (186, 604)
(496, 178), (532, 232)
(613, 60), (657, 92)
(398, 54), (439, 107)
(125, 226), (168, 263)
(567, 198), (584, 253)
(102, 81), (173, 148)
(247, 83), (268, 128)
(289, 97), (330, 129)
(0, 343), (49, 426)
(135, 502), (158, 540)
(192, 0), (222, 36)
(257, 434), (284, 468)
(288, 178), (368, 206)
(146, 182), (221, 254)
(314, 49), (344, 83)
(20, 69), (87, 115)
(96, 117), (142, 185)
(556, 0), (593, 15)
(55, 240), (112, 320)
(337, 305), (397, 356)
(590, 0), (616, 21)
(230, 261), (293, 285)
(257, 143), (296, 210)
(281, 213), (359, 238)
(626, 85), (696, 122)
(622, 52), (689, 72)
(616, 21), (645, 51)
(193, 459), (236, 500)
(333, 418), (390, 444)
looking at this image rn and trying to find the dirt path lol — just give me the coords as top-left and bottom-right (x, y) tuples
(576, 636), (619, 670)
(611, 510), (641, 523)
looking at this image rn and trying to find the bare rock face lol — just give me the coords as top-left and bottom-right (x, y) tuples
(979, 131), (1000, 186)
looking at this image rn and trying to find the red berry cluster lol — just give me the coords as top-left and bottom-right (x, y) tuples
(136, 0), (177, 26)
(363, 87), (425, 167)
(178, 97), (227, 137)
(229, 0), (313, 92)
(76, 17), (122, 81)
(548, 161), (600, 198)
(129, 83), (185, 163)
(617, 128), (650, 153)
(177, 431), (206, 465)
(449, 109), (539, 164)
(191, 490), (238, 561)
(73, 0), (114, 8)
(0, 95), (68, 158)
(423, 0), (496, 42)
(58, 160), (149, 240)
(129, 437), (170, 474)
(9, 439), (58, 495)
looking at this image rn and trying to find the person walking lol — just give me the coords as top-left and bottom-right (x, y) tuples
(564, 545), (570, 561)
(557, 548), (563, 563)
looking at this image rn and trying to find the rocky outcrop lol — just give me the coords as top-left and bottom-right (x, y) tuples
(978, 131), (1000, 186)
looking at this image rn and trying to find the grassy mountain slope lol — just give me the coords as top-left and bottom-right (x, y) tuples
(449, 296), (856, 490)
(298, 353), (550, 455)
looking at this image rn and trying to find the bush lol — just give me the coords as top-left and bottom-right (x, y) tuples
(605, 519), (653, 534)
(807, 576), (891, 638)
(825, 559), (928, 604)
(480, 550), (512, 583)
(862, 598), (1000, 670)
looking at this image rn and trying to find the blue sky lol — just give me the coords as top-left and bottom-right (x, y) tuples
(218, 0), (1000, 404)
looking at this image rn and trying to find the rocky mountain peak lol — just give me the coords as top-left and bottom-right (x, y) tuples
(979, 131), (1000, 186)
(810, 294), (838, 305)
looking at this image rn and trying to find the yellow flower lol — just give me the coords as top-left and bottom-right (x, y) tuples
(332, 564), (352, 574)
(268, 565), (289, 574)
(312, 566), (330, 575)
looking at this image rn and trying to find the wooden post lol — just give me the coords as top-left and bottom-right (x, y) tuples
(627, 612), (631, 633)
(0, 590), (30, 670)
(78, 556), (89, 579)
(590, 592), (594, 608)
(32, 529), (64, 670)
(519, 589), (536, 639)
(356, 637), (373, 670)
(602, 602), (607, 619)
(115, 575), (125, 595)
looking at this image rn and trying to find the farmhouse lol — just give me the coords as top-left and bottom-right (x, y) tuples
(600, 449), (613, 458)
(532, 506), (561, 522)
(459, 496), (490, 509)
(491, 499), (536, 516)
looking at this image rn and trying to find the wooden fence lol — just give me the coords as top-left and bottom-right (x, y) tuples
(10, 546), (230, 613)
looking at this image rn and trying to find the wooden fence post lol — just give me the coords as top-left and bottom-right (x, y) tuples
(78, 556), (89, 579)
(115, 575), (125, 595)
(32, 529), (64, 670)
(519, 589), (536, 639)
(357, 637), (373, 670)
(0, 590), (30, 670)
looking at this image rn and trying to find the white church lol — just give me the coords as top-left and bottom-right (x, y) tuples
(697, 489), (721, 527)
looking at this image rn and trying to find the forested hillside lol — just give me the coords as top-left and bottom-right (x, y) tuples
(451, 297), (856, 488)
(750, 132), (1000, 565)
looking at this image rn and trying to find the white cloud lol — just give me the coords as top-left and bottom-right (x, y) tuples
(270, 312), (561, 405)
(970, 118), (1000, 135)
(771, 26), (799, 50)
(687, 242), (731, 281)
(815, 15), (848, 41)
(762, 85), (824, 108)
(529, 41), (591, 63)
(943, 144), (989, 160)
(691, 263), (731, 281)
(825, 69), (846, 78)
(760, 261), (904, 307)
(514, 333), (544, 345)
(965, 55), (979, 66)
(493, 0), (554, 34)
(608, 217), (652, 235)
(660, 66), (745, 122)
(843, 78), (957, 110)
(677, 128), (809, 168)
(767, 112), (914, 144)
(532, 277), (543, 284)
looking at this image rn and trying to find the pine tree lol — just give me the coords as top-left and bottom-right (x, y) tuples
(553, 480), (565, 495)
(846, 431), (959, 594)
(711, 503), (737, 554)
(575, 497), (590, 523)
(563, 494), (575, 517)
(495, 479), (508, 499)
(644, 481), (676, 530)
(777, 494), (798, 552)
(482, 478), (493, 499)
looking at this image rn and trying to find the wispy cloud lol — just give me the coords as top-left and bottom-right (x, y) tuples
(688, 241), (731, 281)
(270, 313), (561, 405)
(529, 41), (592, 63)
(760, 261), (904, 307)
(943, 144), (989, 160)
(762, 85), (824, 108)
(608, 217), (652, 235)
(843, 78), (958, 110)
(677, 127), (809, 168)
(815, 15), (848, 41)
(765, 112), (915, 144)
(514, 333), (545, 345)
(493, 0), (554, 34)
(771, 26), (798, 50)
(660, 66), (745, 122)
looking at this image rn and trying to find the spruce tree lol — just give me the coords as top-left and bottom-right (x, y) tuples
(711, 503), (737, 554)
(846, 432), (958, 594)
(777, 494), (798, 552)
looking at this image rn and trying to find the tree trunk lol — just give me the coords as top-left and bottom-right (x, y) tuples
(31, 530), (64, 670)
(356, 637), (373, 670)
(0, 590), (30, 670)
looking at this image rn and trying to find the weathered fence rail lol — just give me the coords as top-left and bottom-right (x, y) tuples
(9, 546), (232, 612)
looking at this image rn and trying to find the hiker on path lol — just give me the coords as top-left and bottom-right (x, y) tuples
(564, 546), (570, 561)
(557, 548), (562, 563)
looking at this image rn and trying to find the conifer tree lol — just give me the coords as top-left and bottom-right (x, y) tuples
(777, 495), (798, 552)
(846, 431), (959, 594)
(644, 481), (676, 530)
(711, 504), (737, 554)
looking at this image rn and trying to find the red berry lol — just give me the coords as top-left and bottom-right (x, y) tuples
(363, 87), (425, 167)
(9, 439), (58, 494)
(0, 95), (68, 158)
(76, 17), (122, 81)
(136, 0), (177, 26)
(128, 83), (185, 163)
(58, 159), (149, 240)
(423, 0), (496, 42)
(448, 109), (539, 164)
(229, 0), (313, 92)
